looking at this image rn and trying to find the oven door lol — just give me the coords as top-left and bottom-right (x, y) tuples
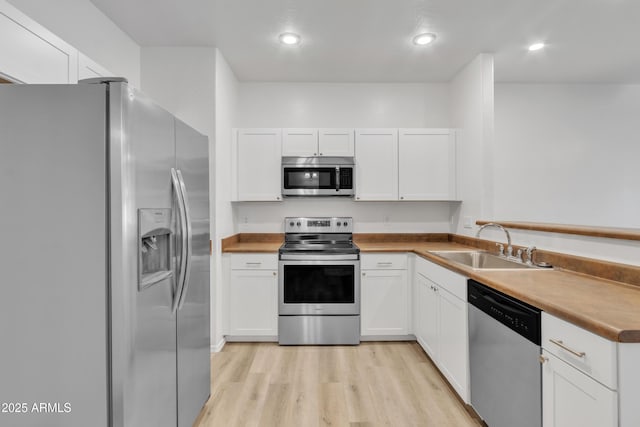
(278, 258), (360, 315)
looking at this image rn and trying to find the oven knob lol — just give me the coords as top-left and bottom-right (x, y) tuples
(336, 221), (342, 226)
(343, 221), (348, 227)
(296, 221), (301, 227)
(289, 221), (295, 227)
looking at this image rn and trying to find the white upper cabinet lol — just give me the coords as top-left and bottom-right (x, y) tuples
(282, 128), (318, 156)
(355, 128), (399, 201)
(282, 128), (354, 157)
(232, 128), (283, 201)
(318, 128), (355, 156)
(0, 1), (78, 83)
(398, 129), (456, 201)
(78, 52), (114, 81)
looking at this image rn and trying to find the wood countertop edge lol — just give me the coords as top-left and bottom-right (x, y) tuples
(220, 234), (640, 343)
(476, 220), (640, 242)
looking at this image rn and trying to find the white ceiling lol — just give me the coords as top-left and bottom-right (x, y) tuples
(89, 0), (640, 83)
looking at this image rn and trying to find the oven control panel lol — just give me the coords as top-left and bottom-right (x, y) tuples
(285, 217), (353, 233)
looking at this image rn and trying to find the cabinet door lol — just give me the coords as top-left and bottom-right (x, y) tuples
(543, 351), (617, 427)
(361, 269), (408, 336)
(417, 274), (439, 359)
(319, 128), (354, 156)
(282, 128), (318, 156)
(229, 270), (278, 336)
(0, 2), (78, 83)
(399, 129), (456, 200)
(438, 287), (469, 402)
(355, 129), (398, 200)
(233, 129), (282, 201)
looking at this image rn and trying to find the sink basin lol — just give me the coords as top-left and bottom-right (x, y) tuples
(430, 250), (547, 270)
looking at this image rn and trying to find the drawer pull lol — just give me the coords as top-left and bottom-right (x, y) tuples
(549, 339), (586, 358)
(377, 262), (393, 266)
(245, 262), (262, 266)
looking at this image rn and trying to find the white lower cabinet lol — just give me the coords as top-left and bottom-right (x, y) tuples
(542, 350), (617, 427)
(361, 254), (409, 337)
(437, 286), (468, 396)
(415, 272), (438, 356)
(414, 256), (469, 402)
(227, 254), (278, 338)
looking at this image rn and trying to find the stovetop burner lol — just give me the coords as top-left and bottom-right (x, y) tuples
(279, 216), (359, 256)
(279, 241), (360, 255)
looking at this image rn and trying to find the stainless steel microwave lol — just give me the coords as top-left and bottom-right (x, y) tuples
(282, 157), (355, 197)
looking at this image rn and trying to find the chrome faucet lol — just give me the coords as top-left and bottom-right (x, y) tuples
(476, 223), (513, 258)
(525, 246), (537, 265)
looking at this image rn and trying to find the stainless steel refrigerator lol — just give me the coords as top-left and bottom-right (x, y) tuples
(0, 78), (211, 427)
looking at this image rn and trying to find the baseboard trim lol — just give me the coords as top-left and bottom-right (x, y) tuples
(225, 335), (278, 342)
(211, 337), (227, 353)
(361, 334), (416, 342)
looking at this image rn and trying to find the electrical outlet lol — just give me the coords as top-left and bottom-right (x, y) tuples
(243, 216), (248, 224)
(463, 216), (473, 229)
(383, 215), (390, 225)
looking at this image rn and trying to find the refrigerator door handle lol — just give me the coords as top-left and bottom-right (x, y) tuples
(171, 168), (188, 314)
(176, 169), (193, 310)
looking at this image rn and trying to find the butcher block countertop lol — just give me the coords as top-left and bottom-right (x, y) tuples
(222, 233), (640, 343)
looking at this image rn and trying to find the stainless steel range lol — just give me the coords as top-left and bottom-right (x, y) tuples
(278, 217), (360, 345)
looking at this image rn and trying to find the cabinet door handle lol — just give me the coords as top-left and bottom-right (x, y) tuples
(549, 339), (586, 358)
(362, 272), (366, 276)
(539, 355), (549, 364)
(272, 272), (276, 276)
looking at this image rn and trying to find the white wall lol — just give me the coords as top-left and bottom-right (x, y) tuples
(234, 82), (453, 233)
(7, 0), (140, 86)
(140, 47), (216, 137)
(235, 200), (452, 233)
(213, 50), (238, 350)
(492, 83), (640, 265)
(494, 83), (640, 227)
(238, 82), (450, 128)
(450, 54), (495, 237)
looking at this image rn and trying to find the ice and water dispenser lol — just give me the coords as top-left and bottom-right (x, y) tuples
(138, 208), (173, 290)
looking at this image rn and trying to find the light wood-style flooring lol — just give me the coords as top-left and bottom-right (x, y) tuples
(195, 341), (482, 427)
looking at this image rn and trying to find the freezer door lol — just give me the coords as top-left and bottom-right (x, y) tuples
(108, 83), (178, 427)
(175, 119), (211, 427)
(0, 84), (109, 427)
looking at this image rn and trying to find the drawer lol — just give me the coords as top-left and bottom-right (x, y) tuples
(415, 256), (467, 300)
(542, 312), (617, 389)
(230, 253), (278, 270)
(361, 253), (407, 270)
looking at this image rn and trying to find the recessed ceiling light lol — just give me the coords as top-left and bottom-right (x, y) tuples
(528, 42), (545, 51)
(279, 32), (301, 45)
(413, 33), (437, 46)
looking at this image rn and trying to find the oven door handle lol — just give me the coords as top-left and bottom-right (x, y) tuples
(279, 254), (359, 261)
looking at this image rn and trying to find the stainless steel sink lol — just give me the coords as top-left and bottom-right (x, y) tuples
(430, 250), (547, 270)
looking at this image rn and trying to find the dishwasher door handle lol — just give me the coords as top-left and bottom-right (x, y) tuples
(549, 339), (586, 358)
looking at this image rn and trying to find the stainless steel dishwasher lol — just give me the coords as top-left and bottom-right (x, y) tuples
(468, 279), (542, 427)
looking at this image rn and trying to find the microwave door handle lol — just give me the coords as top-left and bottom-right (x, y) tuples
(335, 166), (340, 191)
(176, 169), (193, 310)
(171, 168), (188, 315)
